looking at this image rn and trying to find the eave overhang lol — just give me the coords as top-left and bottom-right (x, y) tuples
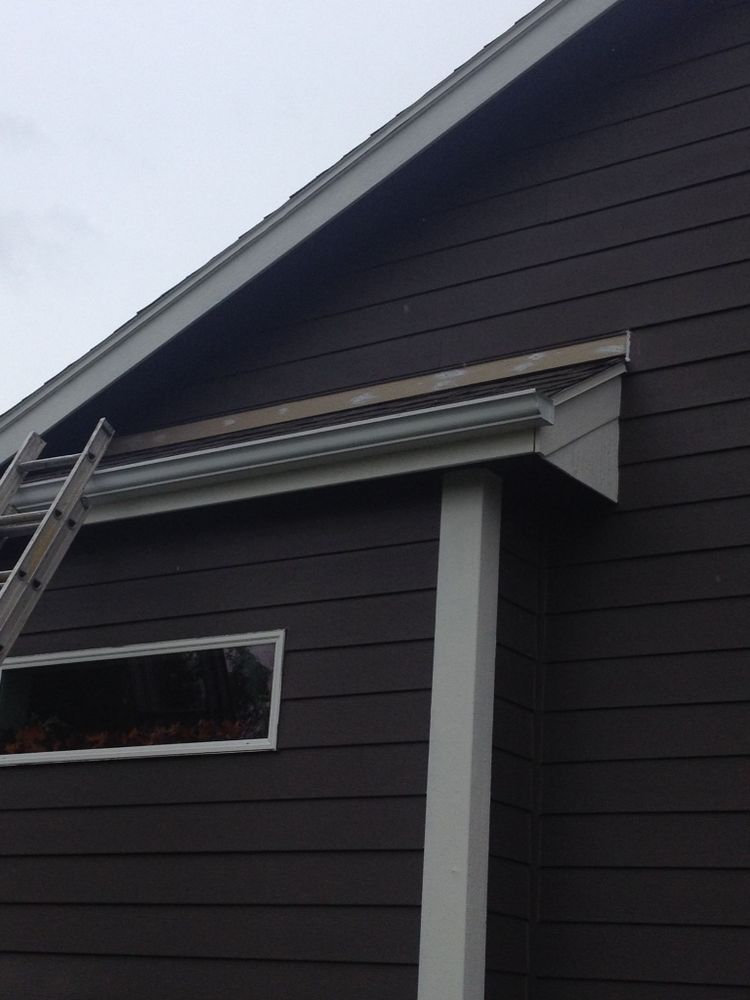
(0, 0), (626, 462)
(12, 361), (625, 523)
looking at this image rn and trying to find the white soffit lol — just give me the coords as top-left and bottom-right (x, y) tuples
(12, 364), (624, 522)
(0, 0), (625, 461)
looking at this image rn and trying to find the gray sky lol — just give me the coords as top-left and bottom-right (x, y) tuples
(2, 0), (538, 416)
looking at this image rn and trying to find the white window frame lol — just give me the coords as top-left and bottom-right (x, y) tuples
(0, 629), (285, 766)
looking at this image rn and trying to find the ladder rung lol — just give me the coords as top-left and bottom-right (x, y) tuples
(18, 453), (79, 475)
(0, 569), (10, 585)
(0, 511), (45, 536)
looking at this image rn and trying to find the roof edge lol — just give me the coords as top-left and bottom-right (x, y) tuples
(13, 389), (552, 520)
(0, 0), (624, 460)
(12, 363), (625, 521)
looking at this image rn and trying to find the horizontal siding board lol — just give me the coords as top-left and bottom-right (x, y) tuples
(55, 478), (441, 587)
(330, 258), (749, 399)
(180, 260), (750, 419)
(0, 743), (428, 809)
(31, 542), (438, 632)
(279, 690), (431, 748)
(492, 698), (534, 758)
(495, 648), (535, 709)
(535, 923), (750, 985)
(485, 971), (528, 1000)
(487, 856), (530, 918)
(631, 305), (750, 371)
(0, 903), (420, 964)
(0, 955), (418, 1000)
(359, 126), (750, 272)
(499, 549), (539, 613)
(491, 750), (532, 811)
(533, 109), (750, 211)
(0, 851), (423, 906)
(622, 351), (750, 417)
(540, 868), (750, 925)
(305, 173), (750, 315)
(535, 979), (748, 1000)
(543, 702), (750, 762)
(501, 506), (542, 565)
(545, 596), (750, 660)
(282, 640), (433, 699)
(548, 546), (750, 612)
(638, 2), (750, 70)
(407, 257), (750, 370)
(463, 84), (750, 206)
(0, 797), (426, 856)
(490, 803), (531, 864)
(497, 600), (537, 660)
(542, 813), (750, 868)
(544, 650), (750, 710)
(618, 448), (750, 510)
(484, 913), (529, 974)
(550, 497), (750, 565)
(543, 757), (750, 813)
(15, 590), (438, 656)
(621, 398), (750, 464)
(544, 38), (750, 139)
(256, 215), (750, 362)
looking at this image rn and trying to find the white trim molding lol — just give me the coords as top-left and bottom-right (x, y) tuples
(418, 469), (502, 1000)
(0, 630), (285, 766)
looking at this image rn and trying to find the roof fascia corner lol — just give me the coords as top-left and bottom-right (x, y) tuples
(0, 0), (624, 461)
(536, 363), (624, 500)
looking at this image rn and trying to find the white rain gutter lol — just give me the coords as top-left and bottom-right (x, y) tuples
(13, 390), (553, 523)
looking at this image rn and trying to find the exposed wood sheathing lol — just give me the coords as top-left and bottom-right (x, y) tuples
(107, 335), (627, 456)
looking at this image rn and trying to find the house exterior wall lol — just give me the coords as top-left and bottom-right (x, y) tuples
(7, 0), (750, 997)
(1, 478), (439, 998)
(485, 2), (750, 996)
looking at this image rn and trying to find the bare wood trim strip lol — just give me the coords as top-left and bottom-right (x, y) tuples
(110, 334), (629, 456)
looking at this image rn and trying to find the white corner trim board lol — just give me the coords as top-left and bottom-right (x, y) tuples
(418, 469), (502, 1000)
(0, 0), (625, 461)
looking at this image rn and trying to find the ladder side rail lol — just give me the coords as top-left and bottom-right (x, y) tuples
(0, 497), (89, 660)
(11, 418), (113, 583)
(0, 432), (46, 514)
(0, 419), (114, 664)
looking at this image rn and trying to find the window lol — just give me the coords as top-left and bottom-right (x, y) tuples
(0, 630), (284, 765)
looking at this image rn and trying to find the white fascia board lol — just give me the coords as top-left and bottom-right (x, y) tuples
(0, 0), (624, 461)
(13, 390), (551, 522)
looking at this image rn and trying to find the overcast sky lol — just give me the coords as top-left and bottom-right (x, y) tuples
(2, 0), (539, 417)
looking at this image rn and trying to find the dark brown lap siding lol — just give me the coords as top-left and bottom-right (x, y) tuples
(0, 477), (439, 997)
(25, 2), (750, 996)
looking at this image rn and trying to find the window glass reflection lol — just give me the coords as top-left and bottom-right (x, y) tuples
(0, 643), (275, 755)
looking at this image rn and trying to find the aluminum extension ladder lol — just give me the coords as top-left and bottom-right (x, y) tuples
(0, 418), (114, 667)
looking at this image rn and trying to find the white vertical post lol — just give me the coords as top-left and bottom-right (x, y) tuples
(417, 468), (502, 1000)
